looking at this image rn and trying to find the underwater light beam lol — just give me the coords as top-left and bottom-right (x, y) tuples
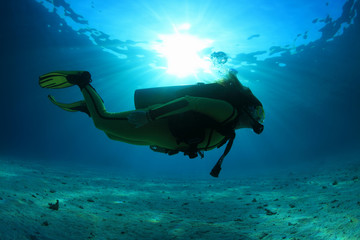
(154, 29), (213, 78)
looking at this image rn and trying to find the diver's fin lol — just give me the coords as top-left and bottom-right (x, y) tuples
(48, 95), (91, 117)
(39, 71), (91, 89)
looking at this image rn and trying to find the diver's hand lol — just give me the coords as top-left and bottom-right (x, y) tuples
(127, 110), (150, 128)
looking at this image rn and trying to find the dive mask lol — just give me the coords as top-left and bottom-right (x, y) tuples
(246, 105), (265, 134)
(249, 105), (265, 124)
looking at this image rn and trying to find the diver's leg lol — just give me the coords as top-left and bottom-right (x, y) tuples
(81, 85), (177, 148)
(81, 85), (131, 131)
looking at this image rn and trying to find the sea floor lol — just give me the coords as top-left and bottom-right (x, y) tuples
(1, 158), (360, 240)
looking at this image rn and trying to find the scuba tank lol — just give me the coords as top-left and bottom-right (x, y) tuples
(134, 83), (226, 109)
(135, 85), (193, 109)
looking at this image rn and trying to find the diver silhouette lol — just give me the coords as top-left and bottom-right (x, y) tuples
(39, 70), (264, 177)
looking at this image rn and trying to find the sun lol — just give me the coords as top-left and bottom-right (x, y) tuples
(154, 24), (213, 78)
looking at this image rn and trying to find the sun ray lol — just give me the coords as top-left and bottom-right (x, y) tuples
(153, 24), (213, 78)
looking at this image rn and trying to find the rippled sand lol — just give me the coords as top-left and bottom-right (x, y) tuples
(1, 158), (360, 240)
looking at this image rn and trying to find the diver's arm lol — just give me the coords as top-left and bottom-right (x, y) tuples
(148, 96), (236, 123)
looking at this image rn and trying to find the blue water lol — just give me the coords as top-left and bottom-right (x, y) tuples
(1, 1), (360, 239)
(2, 0), (360, 176)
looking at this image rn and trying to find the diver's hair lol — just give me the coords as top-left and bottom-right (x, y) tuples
(216, 72), (262, 109)
(216, 72), (244, 90)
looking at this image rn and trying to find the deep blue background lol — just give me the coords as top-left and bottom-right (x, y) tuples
(1, 0), (359, 178)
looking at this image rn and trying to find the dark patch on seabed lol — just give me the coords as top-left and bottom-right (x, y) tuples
(1, 158), (360, 240)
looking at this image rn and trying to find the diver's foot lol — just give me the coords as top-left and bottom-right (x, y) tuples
(39, 71), (92, 89)
(48, 95), (91, 117)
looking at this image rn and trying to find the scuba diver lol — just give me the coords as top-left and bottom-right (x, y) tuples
(39, 66), (264, 177)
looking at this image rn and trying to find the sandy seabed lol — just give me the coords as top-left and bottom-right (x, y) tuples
(1, 157), (360, 240)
